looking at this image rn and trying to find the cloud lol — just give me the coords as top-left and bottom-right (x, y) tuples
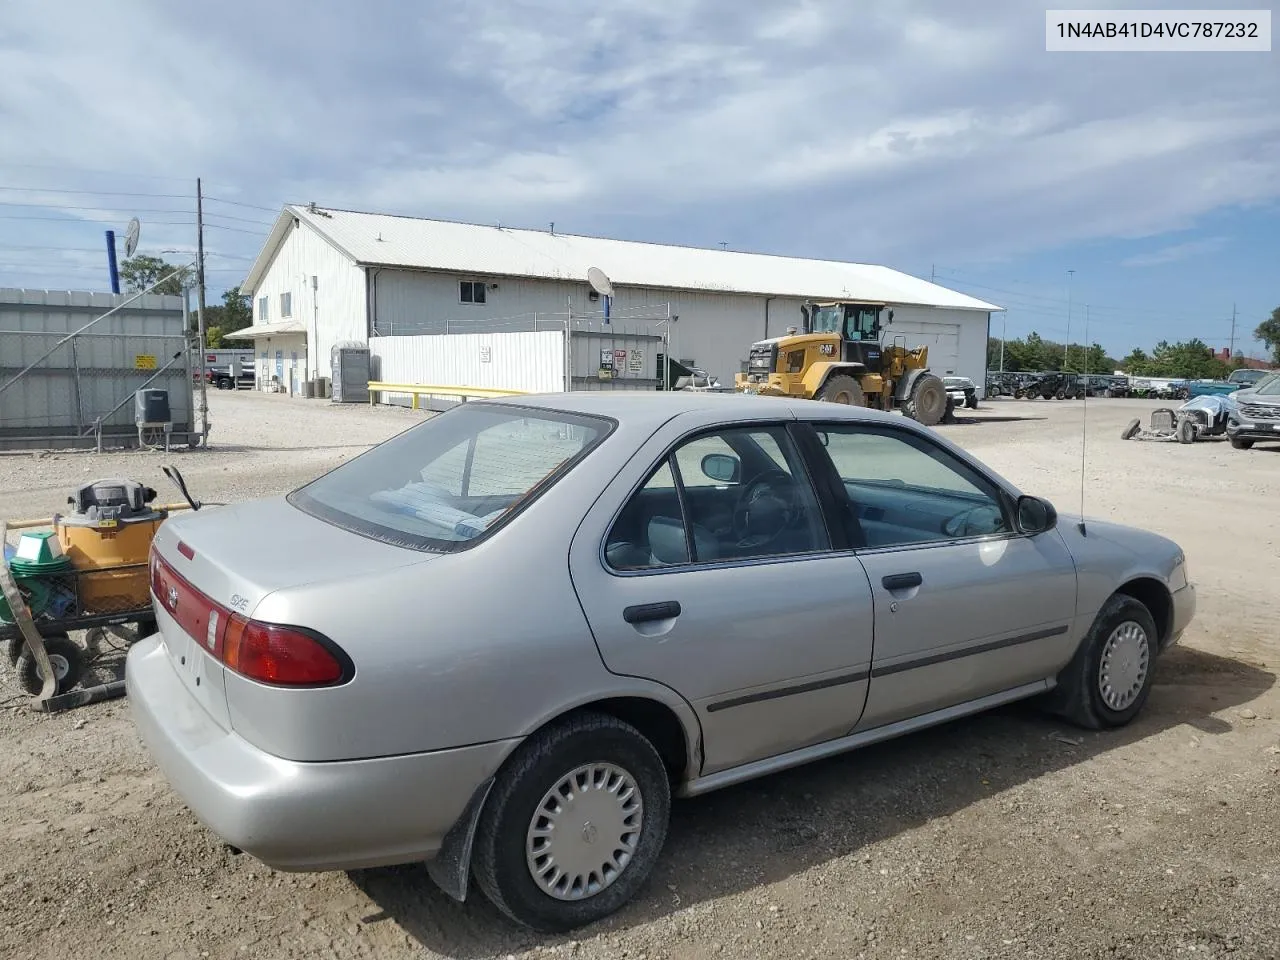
(1121, 237), (1230, 267)
(0, 0), (1277, 281)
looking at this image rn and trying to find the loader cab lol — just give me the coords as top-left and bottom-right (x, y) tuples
(803, 301), (890, 373)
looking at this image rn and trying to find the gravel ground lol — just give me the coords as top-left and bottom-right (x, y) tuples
(2, 390), (1277, 960)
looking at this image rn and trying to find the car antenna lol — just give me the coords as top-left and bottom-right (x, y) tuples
(1077, 304), (1089, 536)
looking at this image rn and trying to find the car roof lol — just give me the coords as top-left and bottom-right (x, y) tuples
(482, 390), (905, 430)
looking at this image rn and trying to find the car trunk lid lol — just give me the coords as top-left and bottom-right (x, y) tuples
(150, 497), (432, 731)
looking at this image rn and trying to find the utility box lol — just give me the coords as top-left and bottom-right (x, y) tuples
(134, 388), (171, 425)
(331, 342), (370, 404)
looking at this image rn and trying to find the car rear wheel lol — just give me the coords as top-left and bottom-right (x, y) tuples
(1230, 437), (1254, 450)
(472, 712), (671, 932)
(1046, 594), (1158, 730)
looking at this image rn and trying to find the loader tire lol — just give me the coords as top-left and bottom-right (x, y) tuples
(901, 374), (947, 426)
(817, 375), (864, 406)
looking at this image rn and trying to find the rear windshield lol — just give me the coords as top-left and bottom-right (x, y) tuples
(289, 404), (612, 552)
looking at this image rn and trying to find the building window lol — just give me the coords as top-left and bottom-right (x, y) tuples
(280, 292), (292, 318)
(459, 280), (487, 305)
(258, 296), (269, 321)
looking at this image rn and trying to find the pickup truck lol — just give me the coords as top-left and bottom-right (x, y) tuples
(1186, 368), (1270, 399)
(205, 364), (255, 390)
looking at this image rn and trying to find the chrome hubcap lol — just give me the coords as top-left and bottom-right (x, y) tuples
(1098, 620), (1149, 711)
(525, 763), (643, 901)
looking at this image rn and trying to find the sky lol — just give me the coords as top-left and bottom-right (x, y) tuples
(1, 0), (1276, 361)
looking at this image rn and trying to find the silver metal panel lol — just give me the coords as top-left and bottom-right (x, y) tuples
(0, 288), (194, 449)
(369, 330), (566, 395)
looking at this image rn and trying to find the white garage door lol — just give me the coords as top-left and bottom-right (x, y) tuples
(888, 321), (960, 376)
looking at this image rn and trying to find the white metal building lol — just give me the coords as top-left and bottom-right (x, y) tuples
(234, 205), (1001, 395)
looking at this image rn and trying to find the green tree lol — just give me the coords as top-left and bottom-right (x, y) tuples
(196, 287), (251, 346)
(1256, 307), (1280, 364)
(119, 255), (193, 296)
(1121, 348), (1149, 373)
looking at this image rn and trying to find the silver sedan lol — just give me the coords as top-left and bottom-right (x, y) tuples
(126, 392), (1196, 931)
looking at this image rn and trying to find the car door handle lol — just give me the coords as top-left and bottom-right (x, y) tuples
(882, 572), (923, 591)
(623, 601), (682, 624)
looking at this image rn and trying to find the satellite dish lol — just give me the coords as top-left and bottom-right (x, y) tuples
(125, 218), (141, 258)
(586, 266), (613, 297)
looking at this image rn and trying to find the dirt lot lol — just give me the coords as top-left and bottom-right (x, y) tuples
(2, 391), (1277, 960)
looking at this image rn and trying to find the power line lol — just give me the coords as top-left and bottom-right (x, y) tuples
(202, 223), (269, 236)
(200, 210), (276, 226)
(0, 214), (194, 225)
(0, 186), (193, 200)
(204, 195), (280, 213)
(0, 201), (194, 214)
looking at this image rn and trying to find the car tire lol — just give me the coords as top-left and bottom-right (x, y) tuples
(14, 633), (82, 696)
(1230, 437), (1254, 450)
(1047, 594), (1159, 730)
(817, 374), (864, 406)
(965, 396), (978, 410)
(1176, 418), (1197, 444)
(471, 712), (671, 932)
(1121, 418), (1141, 440)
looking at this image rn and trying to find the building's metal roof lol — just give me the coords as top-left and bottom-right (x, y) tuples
(242, 205), (1001, 312)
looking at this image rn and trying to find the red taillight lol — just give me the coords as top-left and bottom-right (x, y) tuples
(224, 616), (345, 686)
(151, 551), (348, 687)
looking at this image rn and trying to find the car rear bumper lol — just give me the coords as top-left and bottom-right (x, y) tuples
(126, 633), (520, 872)
(1167, 582), (1196, 648)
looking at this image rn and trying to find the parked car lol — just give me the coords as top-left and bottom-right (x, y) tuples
(1187, 368), (1271, 399)
(1226, 372), (1280, 450)
(943, 376), (979, 409)
(206, 365), (255, 390)
(127, 392), (1196, 932)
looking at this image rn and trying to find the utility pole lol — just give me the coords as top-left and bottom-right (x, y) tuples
(1065, 269), (1075, 368)
(195, 177), (209, 445)
(1229, 302), (1237, 358)
(999, 312), (1007, 372)
(931, 264), (936, 283)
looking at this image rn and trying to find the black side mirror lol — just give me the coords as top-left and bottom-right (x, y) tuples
(1016, 495), (1057, 535)
(815, 431), (830, 447)
(701, 453), (741, 484)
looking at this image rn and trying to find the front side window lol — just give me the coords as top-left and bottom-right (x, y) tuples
(814, 426), (1010, 548)
(290, 405), (610, 551)
(606, 425), (829, 570)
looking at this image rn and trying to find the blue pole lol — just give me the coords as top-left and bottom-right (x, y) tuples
(105, 230), (120, 294)
(603, 294), (611, 324)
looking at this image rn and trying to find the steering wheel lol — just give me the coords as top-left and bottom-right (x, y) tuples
(942, 503), (1005, 538)
(731, 469), (800, 550)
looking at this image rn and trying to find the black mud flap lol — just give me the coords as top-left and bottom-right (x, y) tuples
(424, 778), (494, 902)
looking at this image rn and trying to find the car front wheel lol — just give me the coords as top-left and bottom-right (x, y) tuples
(472, 712), (671, 932)
(1048, 594), (1159, 729)
(1230, 437), (1254, 450)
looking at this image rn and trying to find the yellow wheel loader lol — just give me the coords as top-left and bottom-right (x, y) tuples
(733, 301), (949, 426)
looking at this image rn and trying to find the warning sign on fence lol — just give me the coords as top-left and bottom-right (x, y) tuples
(134, 355), (157, 370)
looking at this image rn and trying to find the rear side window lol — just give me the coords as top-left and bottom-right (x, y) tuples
(291, 405), (611, 552)
(605, 425), (829, 571)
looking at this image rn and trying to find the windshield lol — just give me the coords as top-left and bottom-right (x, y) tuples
(1254, 374), (1280, 397)
(1229, 369), (1265, 383)
(289, 404), (611, 551)
(810, 305), (843, 335)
